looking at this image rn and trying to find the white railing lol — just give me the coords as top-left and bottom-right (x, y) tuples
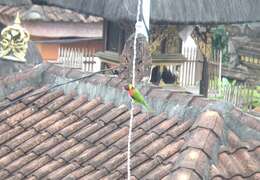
(58, 47), (101, 72)
(180, 46), (200, 86)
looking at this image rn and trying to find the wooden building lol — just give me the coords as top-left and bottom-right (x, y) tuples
(0, 4), (103, 62)
(97, 20), (187, 85)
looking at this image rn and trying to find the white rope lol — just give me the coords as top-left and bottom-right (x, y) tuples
(127, 0), (141, 179)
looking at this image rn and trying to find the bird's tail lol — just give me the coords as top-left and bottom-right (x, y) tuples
(143, 101), (154, 113)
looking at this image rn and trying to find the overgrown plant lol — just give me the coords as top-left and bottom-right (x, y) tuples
(211, 77), (260, 111)
(211, 25), (229, 65)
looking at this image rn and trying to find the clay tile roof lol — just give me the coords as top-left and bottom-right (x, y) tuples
(0, 63), (259, 179)
(0, 4), (103, 24)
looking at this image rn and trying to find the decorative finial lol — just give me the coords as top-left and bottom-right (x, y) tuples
(14, 12), (21, 24)
(0, 12), (30, 62)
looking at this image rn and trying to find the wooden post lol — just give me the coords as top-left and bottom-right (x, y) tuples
(218, 50), (222, 94)
(200, 55), (209, 97)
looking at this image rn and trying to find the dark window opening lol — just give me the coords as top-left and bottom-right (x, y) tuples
(106, 21), (121, 52)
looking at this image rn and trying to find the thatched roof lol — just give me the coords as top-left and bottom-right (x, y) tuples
(2, 0), (260, 25)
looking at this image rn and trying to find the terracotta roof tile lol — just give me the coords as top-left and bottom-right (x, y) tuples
(86, 103), (114, 121)
(165, 120), (194, 139)
(0, 126), (24, 145)
(6, 87), (34, 101)
(167, 168), (201, 180)
(100, 171), (122, 180)
(58, 118), (91, 138)
(57, 143), (88, 162)
(100, 126), (129, 147)
(131, 113), (151, 129)
(99, 105), (128, 125)
(19, 109), (51, 128)
(5, 106), (38, 127)
(45, 92), (76, 112)
(32, 134), (65, 155)
(45, 115), (78, 134)
(85, 147), (121, 168)
(115, 108), (141, 126)
(141, 136), (174, 158)
(113, 128), (146, 151)
(72, 122), (103, 142)
(0, 146), (12, 159)
(137, 113), (167, 132)
(16, 155), (51, 176)
(21, 86), (49, 105)
(0, 103), (26, 121)
(73, 98), (101, 118)
(102, 152), (127, 172)
(132, 158), (162, 179)
(177, 148), (209, 179)
(0, 122), (11, 135)
(73, 144), (106, 165)
(81, 168), (108, 180)
(151, 117), (178, 135)
(191, 111), (224, 139)
(33, 112), (65, 131)
(0, 169), (10, 180)
(62, 165), (95, 179)
(87, 123), (118, 144)
(184, 128), (219, 159)
(59, 96), (87, 115)
(45, 138), (78, 158)
(5, 129), (37, 149)
(0, 149), (24, 169)
(154, 139), (185, 161)
(44, 162), (80, 179)
(30, 159), (65, 179)
(131, 133), (160, 154)
(5, 152), (37, 174)
(5, 173), (24, 180)
(33, 89), (64, 108)
(110, 154), (148, 177)
(0, 84), (259, 179)
(142, 163), (172, 180)
(16, 131), (51, 153)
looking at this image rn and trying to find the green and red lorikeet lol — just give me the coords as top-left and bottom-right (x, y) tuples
(124, 84), (152, 111)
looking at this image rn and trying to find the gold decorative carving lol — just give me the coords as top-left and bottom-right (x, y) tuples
(0, 12), (30, 62)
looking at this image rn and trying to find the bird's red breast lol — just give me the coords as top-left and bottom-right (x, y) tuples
(128, 88), (135, 97)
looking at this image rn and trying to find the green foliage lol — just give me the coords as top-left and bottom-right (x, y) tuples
(210, 77), (260, 110)
(252, 86), (260, 108)
(211, 25), (229, 65)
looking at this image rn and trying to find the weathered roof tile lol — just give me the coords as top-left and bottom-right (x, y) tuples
(0, 149), (24, 169)
(5, 152), (37, 174)
(6, 87), (34, 101)
(32, 135), (65, 155)
(73, 98), (101, 118)
(62, 165), (95, 180)
(16, 155), (51, 176)
(86, 103), (114, 121)
(73, 144), (106, 165)
(46, 93), (76, 112)
(0, 85), (258, 179)
(33, 89), (64, 108)
(30, 159), (65, 179)
(59, 96), (87, 115)
(45, 138), (78, 158)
